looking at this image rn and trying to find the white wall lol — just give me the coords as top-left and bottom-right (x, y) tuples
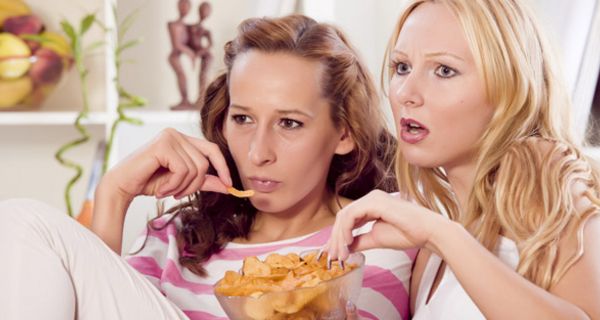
(526, 0), (600, 140)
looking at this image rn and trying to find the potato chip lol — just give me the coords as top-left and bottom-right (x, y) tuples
(243, 256), (271, 276)
(265, 253), (297, 269)
(227, 187), (255, 198)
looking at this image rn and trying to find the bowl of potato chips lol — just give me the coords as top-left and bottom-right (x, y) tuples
(214, 250), (365, 320)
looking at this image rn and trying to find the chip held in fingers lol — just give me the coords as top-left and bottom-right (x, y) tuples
(214, 251), (365, 320)
(227, 187), (255, 198)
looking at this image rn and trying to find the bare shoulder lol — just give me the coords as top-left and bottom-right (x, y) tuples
(527, 137), (600, 315)
(551, 214), (600, 318)
(499, 137), (600, 312)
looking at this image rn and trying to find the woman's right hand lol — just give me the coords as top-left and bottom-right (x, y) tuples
(93, 128), (233, 253)
(102, 128), (233, 202)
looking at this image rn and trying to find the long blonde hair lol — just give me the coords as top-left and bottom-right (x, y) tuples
(384, 0), (600, 289)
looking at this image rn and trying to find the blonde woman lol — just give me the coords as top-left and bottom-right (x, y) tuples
(326, 0), (600, 318)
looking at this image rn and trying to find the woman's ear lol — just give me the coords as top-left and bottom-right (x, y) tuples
(335, 128), (355, 155)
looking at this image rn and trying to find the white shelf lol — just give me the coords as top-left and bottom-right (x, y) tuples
(0, 110), (199, 126)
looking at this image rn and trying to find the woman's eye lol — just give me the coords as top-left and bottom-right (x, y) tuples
(435, 65), (458, 78)
(394, 62), (411, 75)
(279, 118), (303, 129)
(231, 114), (252, 124)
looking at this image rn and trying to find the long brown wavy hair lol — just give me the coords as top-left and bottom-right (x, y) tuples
(143, 15), (397, 276)
(383, 0), (600, 289)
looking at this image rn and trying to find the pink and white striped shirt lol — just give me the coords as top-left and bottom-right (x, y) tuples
(126, 215), (416, 319)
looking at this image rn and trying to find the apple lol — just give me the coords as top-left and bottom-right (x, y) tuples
(39, 31), (72, 68)
(29, 47), (63, 85)
(3, 14), (43, 36)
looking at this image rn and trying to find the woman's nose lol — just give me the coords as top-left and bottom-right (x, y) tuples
(392, 73), (424, 108)
(248, 127), (276, 166)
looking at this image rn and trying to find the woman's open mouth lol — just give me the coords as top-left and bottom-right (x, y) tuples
(400, 118), (429, 144)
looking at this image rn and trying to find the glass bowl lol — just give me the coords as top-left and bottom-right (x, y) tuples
(214, 251), (365, 320)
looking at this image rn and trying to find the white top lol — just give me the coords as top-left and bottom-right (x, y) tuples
(413, 236), (520, 319)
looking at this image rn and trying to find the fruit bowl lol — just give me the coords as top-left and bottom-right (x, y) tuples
(214, 251), (365, 320)
(0, 0), (72, 110)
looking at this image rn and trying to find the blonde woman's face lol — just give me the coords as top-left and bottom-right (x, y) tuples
(389, 2), (494, 170)
(223, 51), (353, 214)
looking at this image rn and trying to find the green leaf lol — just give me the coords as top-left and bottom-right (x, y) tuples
(94, 19), (109, 33)
(131, 95), (147, 105)
(60, 20), (77, 47)
(118, 7), (141, 40)
(116, 39), (141, 55)
(125, 118), (144, 126)
(85, 40), (105, 53)
(80, 14), (96, 35)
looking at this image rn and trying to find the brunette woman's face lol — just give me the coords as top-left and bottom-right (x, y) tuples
(389, 2), (494, 170)
(223, 51), (353, 214)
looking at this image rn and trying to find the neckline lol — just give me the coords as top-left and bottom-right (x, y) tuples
(226, 225), (332, 248)
(418, 235), (518, 309)
(419, 253), (444, 308)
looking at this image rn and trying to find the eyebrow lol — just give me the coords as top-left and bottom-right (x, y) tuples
(391, 49), (465, 61)
(229, 104), (314, 118)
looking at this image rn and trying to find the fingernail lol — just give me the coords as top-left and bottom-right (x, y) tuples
(317, 250), (324, 260)
(346, 300), (356, 311)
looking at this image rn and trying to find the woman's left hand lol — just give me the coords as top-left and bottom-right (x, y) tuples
(325, 190), (445, 260)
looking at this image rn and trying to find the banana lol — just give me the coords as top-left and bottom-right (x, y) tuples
(0, 32), (31, 79)
(0, 76), (32, 108)
(0, 0), (31, 27)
